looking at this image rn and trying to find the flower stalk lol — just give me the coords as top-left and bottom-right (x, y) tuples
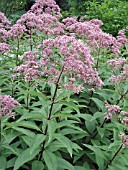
(38, 66), (64, 161)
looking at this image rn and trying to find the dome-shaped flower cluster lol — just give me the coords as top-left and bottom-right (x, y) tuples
(0, 95), (20, 118)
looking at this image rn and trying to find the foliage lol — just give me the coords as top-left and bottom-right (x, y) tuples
(86, 0), (128, 36)
(0, 0), (35, 23)
(0, 0), (128, 170)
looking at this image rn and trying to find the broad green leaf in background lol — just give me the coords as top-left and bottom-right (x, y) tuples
(2, 144), (20, 156)
(47, 119), (57, 143)
(30, 134), (46, 155)
(12, 127), (35, 138)
(17, 112), (46, 121)
(54, 133), (73, 157)
(7, 157), (16, 169)
(57, 157), (75, 170)
(11, 121), (41, 131)
(60, 101), (80, 114)
(14, 148), (40, 170)
(43, 150), (57, 170)
(32, 160), (44, 170)
(91, 98), (105, 111)
(0, 156), (7, 170)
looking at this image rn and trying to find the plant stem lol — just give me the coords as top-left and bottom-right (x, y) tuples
(26, 82), (30, 110)
(92, 119), (106, 140)
(16, 38), (20, 66)
(116, 90), (128, 105)
(29, 29), (33, 51)
(88, 90), (94, 107)
(96, 47), (100, 69)
(38, 67), (64, 161)
(104, 143), (123, 170)
(86, 119), (106, 144)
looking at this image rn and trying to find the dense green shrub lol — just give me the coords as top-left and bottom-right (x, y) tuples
(0, 0), (35, 23)
(86, 0), (128, 36)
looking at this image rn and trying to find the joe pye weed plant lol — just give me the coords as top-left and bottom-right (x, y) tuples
(0, 0), (128, 169)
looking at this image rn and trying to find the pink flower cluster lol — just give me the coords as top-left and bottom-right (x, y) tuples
(122, 117), (128, 126)
(62, 17), (78, 27)
(17, 12), (43, 31)
(104, 101), (128, 127)
(119, 133), (128, 147)
(108, 64), (128, 84)
(19, 51), (38, 61)
(0, 95), (20, 118)
(14, 51), (40, 82)
(0, 28), (8, 41)
(0, 12), (10, 42)
(65, 18), (128, 56)
(66, 19), (116, 49)
(37, 13), (64, 35)
(107, 58), (126, 71)
(0, 42), (10, 53)
(104, 101), (121, 119)
(16, 11), (64, 37)
(0, 12), (11, 29)
(8, 23), (27, 38)
(30, 0), (62, 18)
(39, 35), (103, 93)
(111, 29), (128, 56)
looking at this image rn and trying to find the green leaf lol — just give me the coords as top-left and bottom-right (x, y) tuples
(83, 144), (106, 169)
(54, 113), (79, 120)
(52, 104), (63, 114)
(57, 120), (79, 129)
(91, 98), (104, 110)
(2, 144), (20, 156)
(57, 157), (75, 170)
(48, 140), (66, 152)
(67, 124), (88, 135)
(85, 120), (96, 134)
(11, 121), (41, 131)
(21, 136), (33, 147)
(51, 83), (56, 97)
(2, 132), (18, 145)
(32, 160), (44, 170)
(94, 112), (103, 119)
(30, 134), (46, 155)
(14, 148), (40, 170)
(0, 156), (6, 170)
(73, 150), (85, 163)
(97, 127), (105, 139)
(47, 120), (56, 143)
(60, 101), (80, 114)
(21, 90), (47, 100)
(77, 114), (93, 121)
(7, 157), (16, 169)
(74, 166), (87, 170)
(12, 127), (35, 138)
(17, 113), (46, 121)
(43, 150), (57, 170)
(54, 133), (73, 157)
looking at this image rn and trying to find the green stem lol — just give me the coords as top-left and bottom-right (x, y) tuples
(86, 119), (106, 144)
(29, 29), (33, 51)
(116, 90), (128, 105)
(26, 83), (30, 110)
(16, 38), (20, 66)
(88, 90), (94, 107)
(38, 67), (64, 161)
(104, 143), (123, 170)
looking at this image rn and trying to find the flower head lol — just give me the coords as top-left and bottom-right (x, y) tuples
(39, 35), (103, 93)
(0, 95), (20, 118)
